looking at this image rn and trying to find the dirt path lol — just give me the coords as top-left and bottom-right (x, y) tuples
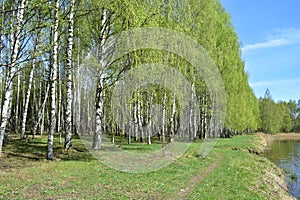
(171, 154), (225, 200)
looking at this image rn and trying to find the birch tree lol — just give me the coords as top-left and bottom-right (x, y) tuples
(0, 0), (26, 156)
(47, 0), (60, 160)
(92, 8), (107, 150)
(64, 0), (75, 149)
(0, 2), (4, 117)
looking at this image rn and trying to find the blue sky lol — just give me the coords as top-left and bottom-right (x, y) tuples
(221, 0), (300, 102)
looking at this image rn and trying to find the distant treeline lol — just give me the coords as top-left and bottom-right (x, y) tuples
(259, 89), (300, 134)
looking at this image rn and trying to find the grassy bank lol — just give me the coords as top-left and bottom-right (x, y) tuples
(0, 134), (294, 199)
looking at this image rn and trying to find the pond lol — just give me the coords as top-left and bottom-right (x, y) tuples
(264, 140), (300, 199)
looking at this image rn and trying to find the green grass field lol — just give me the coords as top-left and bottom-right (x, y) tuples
(0, 134), (292, 199)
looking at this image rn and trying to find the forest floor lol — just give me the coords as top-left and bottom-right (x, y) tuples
(0, 133), (294, 200)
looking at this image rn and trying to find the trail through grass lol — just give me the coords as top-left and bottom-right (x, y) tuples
(0, 134), (293, 199)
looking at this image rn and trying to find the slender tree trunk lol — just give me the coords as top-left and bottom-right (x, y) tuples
(31, 79), (37, 130)
(189, 96), (193, 141)
(128, 103), (132, 144)
(35, 83), (41, 132)
(32, 84), (50, 137)
(57, 65), (61, 134)
(82, 84), (86, 132)
(0, 2), (3, 88)
(87, 91), (91, 133)
(72, 69), (77, 135)
(47, 0), (60, 160)
(192, 84), (197, 140)
(64, 0), (75, 149)
(15, 68), (20, 134)
(162, 92), (166, 143)
(203, 93), (208, 139)
(76, 56), (81, 134)
(138, 99), (144, 143)
(170, 94), (176, 142)
(134, 100), (138, 141)
(103, 90), (106, 134)
(147, 95), (153, 145)
(21, 36), (39, 138)
(73, 36), (81, 135)
(4, 99), (12, 145)
(111, 97), (116, 143)
(38, 69), (46, 136)
(189, 83), (197, 141)
(0, 0), (25, 156)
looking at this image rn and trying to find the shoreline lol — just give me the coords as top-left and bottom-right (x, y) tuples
(273, 133), (300, 140)
(255, 132), (296, 200)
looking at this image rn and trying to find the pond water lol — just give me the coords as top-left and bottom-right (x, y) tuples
(264, 140), (300, 199)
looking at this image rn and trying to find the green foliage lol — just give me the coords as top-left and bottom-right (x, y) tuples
(294, 116), (300, 132)
(258, 89), (293, 134)
(285, 100), (300, 132)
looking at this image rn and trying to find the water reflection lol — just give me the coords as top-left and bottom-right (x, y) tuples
(264, 140), (300, 199)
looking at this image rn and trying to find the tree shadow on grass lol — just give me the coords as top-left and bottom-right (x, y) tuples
(2, 134), (96, 164)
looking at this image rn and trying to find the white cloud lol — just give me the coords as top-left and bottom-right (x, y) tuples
(250, 78), (300, 87)
(242, 28), (300, 52)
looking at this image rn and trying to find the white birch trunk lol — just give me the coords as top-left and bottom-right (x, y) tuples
(162, 92), (166, 143)
(15, 69), (20, 133)
(102, 90), (106, 134)
(189, 83), (197, 141)
(32, 84), (50, 137)
(138, 99), (144, 143)
(0, 0), (25, 156)
(134, 100), (138, 141)
(92, 9), (107, 149)
(64, 0), (75, 149)
(128, 103), (132, 144)
(86, 86), (91, 133)
(193, 84), (197, 139)
(189, 97), (193, 141)
(170, 95), (176, 142)
(75, 79), (81, 134)
(147, 95), (153, 145)
(82, 84), (87, 132)
(40, 108), (45, 135)
(47, 0), (59, 160)
(0, 3), (3, 113)
(31, 79), (37, 129)
(203, 93), (208, 139)
(57, 65), (62, 143)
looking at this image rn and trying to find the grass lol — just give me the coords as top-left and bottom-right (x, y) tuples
(0, 133), (293, 199)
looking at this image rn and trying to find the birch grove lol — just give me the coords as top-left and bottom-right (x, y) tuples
(0, 0), (268, 158)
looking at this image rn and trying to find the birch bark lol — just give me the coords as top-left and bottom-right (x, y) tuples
(47, 0), (60, 160)
(64, 0), (75, 149)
